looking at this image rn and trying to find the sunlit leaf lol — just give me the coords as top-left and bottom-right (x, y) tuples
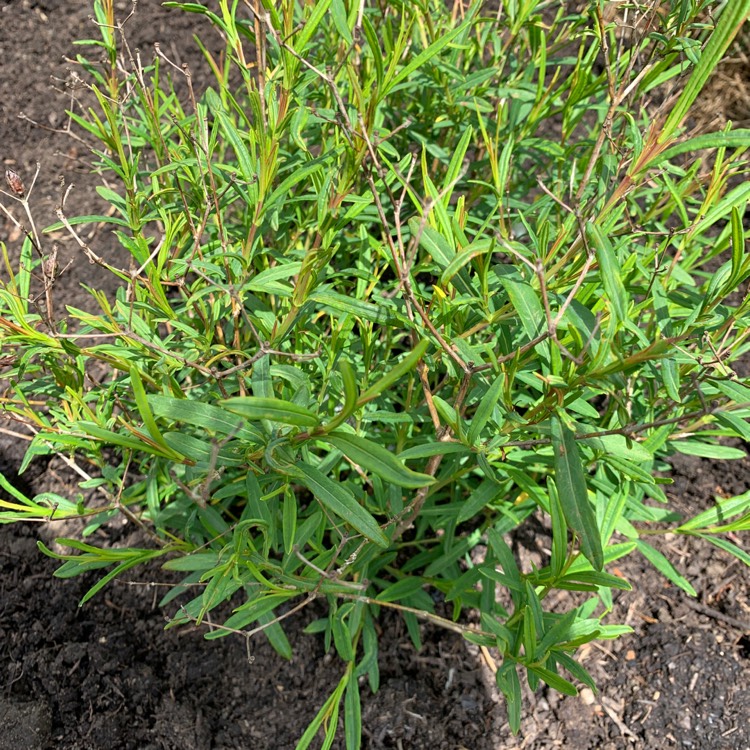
(220, 397), (319, 427)
(324, 430), (434, 488)
(295, 464), (388, 547)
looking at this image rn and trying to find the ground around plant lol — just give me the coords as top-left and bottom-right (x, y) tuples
(1, 2), (749, 748)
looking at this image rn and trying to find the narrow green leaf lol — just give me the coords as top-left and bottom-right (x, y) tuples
(325, 359), (360, 433)
(408, 219), (475, 296)
(530, 665), (578, 696)
(129, 367), (172, 451)
(296, 464), (388, 547)
(324, 431), (434, 489)
(677, 490), (750, 532)
(727, 204), (747, 291)
(344, 670), (362, 750)
(361, 16), (383, 89)
(283, 487), (297, 555)
(468, 371), (505, 445)
(399, 442), (470, 460)
(377, 576), (426, 603)
(247, 262), (301, 295)
(310, 289), (399, 325)
(431, 396), (459, 431)
(162, 552), (221, 572)
(79, 555), (157, 606)
(554, 652), (597, 692)
(384, 17), (471, 95)
(294, 0), (333, 52)
(587, 222), (628, 325)
(75, 421), (180, 459)
(496, 267), (545, 343)
(0, 472), (32, 505)
(711, 378), (750, 404)
(698, 534), (750, 566)
(339, 360), (358, 419)
(209, 594), (297, 639)
(251, 353), (273, 400)
(265, 151), (336, 211)
(162, 432), (245, 467)
(215, 110), (254, 182)
(487, 528), (524, 607)
(457, 479), (501, 524)
(422, 168), (453, 248)
(599, 486), (630, 546)
(443, 126), (473, 203)
(332, 609), (355, 662)
(162, 2), (210, 12)
(440, 240), (493, 287)
(671, 440), (746, 460)
(361, 616), (380, 692)
(148, 396), (263, 442)
(221, 397), (319, 427)
(17, 237), (33, 306)
(258, 610), (293, 659)
(358, 339), (430, 405)
(296, 674), (348, 750)
(661, 358), (681, 403)
(331, 0), (353, 45)
(559, 570), (631, 591)
(656, 129), (750, 164)
(603, 454), (656, 485)
(692, 182), (750, 237)
(635, 539), (696, 596)
(537, 610), (580, 655)
(522, 604), (537, 661)
(496, 662), (522, 734)
(582, 433), (653, 462)
(551, 416), (603, 571)
(548, 479), (568, 577)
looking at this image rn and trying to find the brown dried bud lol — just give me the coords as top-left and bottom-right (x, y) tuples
(5, 168), (25, 197)
(42, 249), (58, 280)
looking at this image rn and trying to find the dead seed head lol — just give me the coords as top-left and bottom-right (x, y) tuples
(5, 168), (25, 197)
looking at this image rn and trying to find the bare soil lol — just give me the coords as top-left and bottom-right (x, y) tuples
(1, 2), (749, 748)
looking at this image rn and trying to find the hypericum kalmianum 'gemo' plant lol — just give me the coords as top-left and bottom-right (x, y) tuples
(1, 0), (749, 743)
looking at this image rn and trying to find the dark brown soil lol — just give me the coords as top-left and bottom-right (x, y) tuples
(1, 2), (749, 749)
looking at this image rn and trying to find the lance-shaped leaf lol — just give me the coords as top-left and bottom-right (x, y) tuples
(220, 397), (319, 427)
(344, 668), (362, 750)
(358, 339), (430, 406)
(310, 289), (401, 325)
(383, 15), (472, 95)
(162, 432), (245, 467)
(551, 416), (603, 571)
(467, 371), (505, 445)
(205, 592), (297, 638)
(148, 395), (263, 443)
(75, 421), (185, 461)
(213, 109), (254, 183)
(529, 666), (578, 697)
(677, 490), (750, 533)
(324, 431), (434, 489)
(296, 463), (389, 548)
(586, 222), (628, 327)
(496, 662), (522, 734)
(325, 359), (360, 433)
(496, 265), (545, 343)
(635, 540), (696, 596)
(408, 219), (476, 297)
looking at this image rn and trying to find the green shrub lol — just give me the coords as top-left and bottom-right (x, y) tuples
(2, 0), (750, 743)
